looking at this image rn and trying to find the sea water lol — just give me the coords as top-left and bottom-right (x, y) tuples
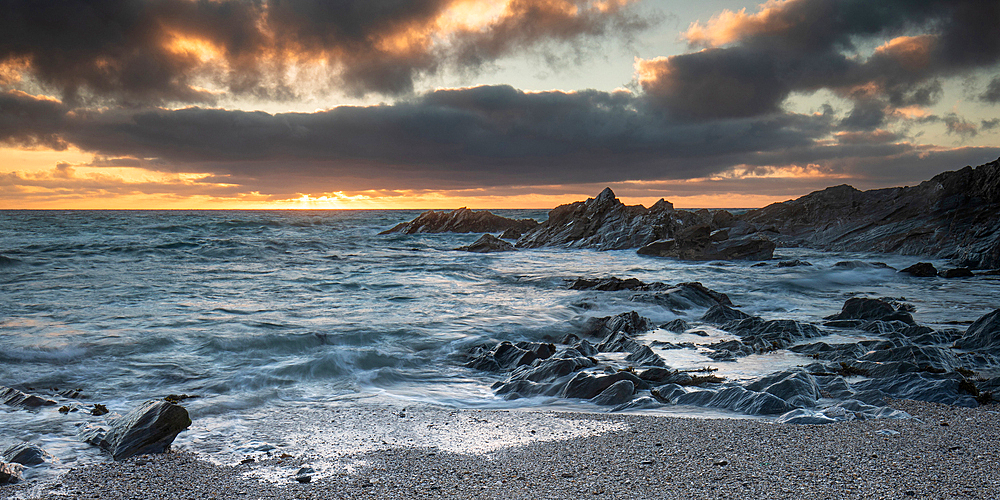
(2, 210), (998, 477)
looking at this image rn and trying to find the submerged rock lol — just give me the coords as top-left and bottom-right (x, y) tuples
(630, 282), (732, 312)
(825, 297), (915, 325)
(381, 208), (538, 235)
(455, 234), (515, 253)
(466, 341), (556, 372)
(83, 400), (192, 461)
(569, 276), (670, 292)
(580, 311), (653, 339)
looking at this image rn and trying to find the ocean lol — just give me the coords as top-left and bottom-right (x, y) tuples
(2, 210), (998, 479)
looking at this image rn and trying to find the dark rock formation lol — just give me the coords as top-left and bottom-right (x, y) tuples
(943, 267), (975, 278)
(455, 234), (515, 253)
(381, 208), (538, 235)
(82, 400), (192, 461)
(900, 262), (939, 277)
(569, 276), (670, 291)
(580, 311), (653, 339)
(629, 282), (733, 312)
(825, 297), (915, 325)
(701, 304), (752, 324)
(954, 309), (1000, 351)
(0, 387), (56, 408)
(659, 319), (689, 333)
(514, 188), (773, 259)
(0, 462), (23, 484)
(466, 341), (556, 372)
(2, 443), (49, 466)
(741, 158), (1000, 269)
(590, 380), (636, 406)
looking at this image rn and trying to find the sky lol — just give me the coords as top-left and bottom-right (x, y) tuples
(1, 0), (999, 209)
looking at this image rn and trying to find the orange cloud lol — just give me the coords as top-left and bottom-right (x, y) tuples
(873, 35), (935, 71)
(683, 0), (794, 47)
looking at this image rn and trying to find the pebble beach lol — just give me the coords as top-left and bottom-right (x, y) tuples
(4, 398), (997, 500)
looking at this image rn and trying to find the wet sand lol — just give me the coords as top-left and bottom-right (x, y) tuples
(5, 399), (999, 499)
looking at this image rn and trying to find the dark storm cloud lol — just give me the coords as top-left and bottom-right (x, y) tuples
(982, 77), (1000, 104)
(0, 0), (648, 104)
(637, 0), (1000, 121)
(0, 90), (69, 149)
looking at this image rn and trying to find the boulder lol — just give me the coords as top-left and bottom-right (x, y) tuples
(2, 443), (49, 466)
(624, 345), (668, 367)
(559, 372), (645, 400)
(701, 305), (753, 324)
(777, 259), (812, 267)
(570, 276), (670, 292)
(590, 380), (636, 406)
(659, 319), (690, 333)
(580, 311), (653, 339)
(636, 232), (775, 261)
(954, 309), (1000, 351)
(0, 462), (23, 485)
(825, 297), (916, 325)
(630, 282), (732, 312)
(381, 208), (538, 235)
(89, 400), (193, 461)
(455, 234), (516, 253)
(943, 267), (975, 278)
(900, 262), (939, 277)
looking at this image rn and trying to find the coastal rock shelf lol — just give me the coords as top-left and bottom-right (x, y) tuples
(464, 278), (1000, 423)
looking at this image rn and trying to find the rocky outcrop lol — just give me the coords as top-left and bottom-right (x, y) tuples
(455, 234), (515, 253)
(954, 309), (1000, 351)
(81, 400), (192, 461)
(514, 188), (772, 259)
(0, 386), (56, 408)
(741, 157), (1000, 269)
(381, 208), (538, 235)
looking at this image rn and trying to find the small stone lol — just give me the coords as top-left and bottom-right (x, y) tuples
(240, 457), (255, 465)
(713, 460), (729, 466)
(876, 429), (900, 436)
(561, 472), (575, 478)
(92, 404), (109, 416)
(905, 490), (916, 496)
(640, 459), (655, 465)
(59, 405), (71, 413)
(295, 467), (315, 484)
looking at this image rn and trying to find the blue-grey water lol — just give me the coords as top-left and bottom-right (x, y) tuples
(2, 210), (998, 479)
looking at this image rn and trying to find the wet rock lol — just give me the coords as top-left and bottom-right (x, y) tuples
(0, 462), (23, 484)
(630, 282), (732, 312)
(777, 259), (812, 267)
(638, 368), (693, 385)
(775, 408), (843, 425)
(295, 466), (315, 483)
(581, 311), (653, 339)
(560, 372), (646, 400)
(747, 371), (823, 403)
(954, 309), (1000, 351)
(701, 304), (753, 324)
(590, 380), (636, 406)
(859, 345), (962, 372)
(93, 400), (192, 461)
(498, 227), (523, 240)
(851, 372), (977, 407)
(943, 267), (975, 278)
(725, 319), (825, 352)
(825, 297), (916, 325)
(900, 262), (939, 277)
(466, 341), (556, 372)
(624, 345), (667, 367)
(636, 229), (776, 261)
(659, 319), (689, 333)
(666, 386), (795, 416)
(0, 386), (56, 408)
(455, 234), (515, 253)
(569, 276), (670, 291)
(2, 443), (49, 466)
(832, 261), (895, 270)
(381, 208), (538, 235)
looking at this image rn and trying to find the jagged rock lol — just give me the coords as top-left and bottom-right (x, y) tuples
(559, 372), (646, 400)
(597, 330), (643, 354)
(746, 371), (822, 403)
(0, 462), (23, 484)
(659, 319), (689, 333)
(569, 276), (670, 291)
(638, 368), (692, 385)
(88, 400), (192, 461)
(850, 372), (977, 407)
(498, 227), (523, 240)
(943, 267), (975, 278)
(777, 259), (812, 267)
(742, 158), (1000, 268)
(466, 341), (556, 372)
(636, 231), (775, 261)
(825, 297), (916, 325)
(724, 318), (825, 352)
(381, 208), (538, 235)
(901, 262), (939, 277)
(701, 305), (753, 324)
(663, 386), (795, 416)
(0, 386), (56, 408)
(630, 282), (732, 312)
(860, 345), (962, 372)
(580, 311), (653, 338)
(590, 380), (635, 406)
(624, 345), (667, 367)
(954, 309), (1000, 351)
(455, 234), (515, 253)
(2, 443), (49, 466)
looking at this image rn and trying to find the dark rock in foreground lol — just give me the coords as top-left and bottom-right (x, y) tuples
(900, 262), (939, 277)
(741, 157), (1000, 269)
(2, 443), (49, 466)
(0, 462), (23, 484)
(381, 208), (538, 235)
(81, 400), (192, 461)
(455, 234), (515, 253)
(0, 386), (56, 408)
(825, 297), (915, 325)
(954, 309), (1000, 352)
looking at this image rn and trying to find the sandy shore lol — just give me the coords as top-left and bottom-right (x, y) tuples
(4, 399), (999, 499)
